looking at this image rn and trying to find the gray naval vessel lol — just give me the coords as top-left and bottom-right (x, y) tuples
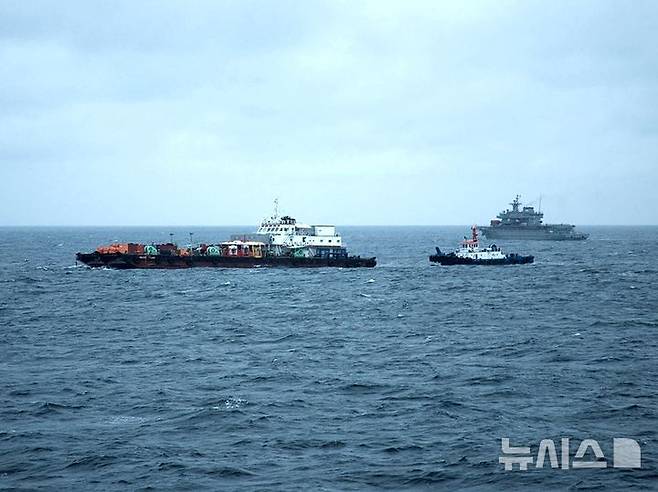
(480, 195), (588, 240)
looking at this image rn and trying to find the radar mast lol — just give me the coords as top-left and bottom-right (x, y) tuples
(273, 198), (279, 219)
(510, 195), (521, 212)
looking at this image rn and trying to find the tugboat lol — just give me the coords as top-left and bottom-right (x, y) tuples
(76, 203), (376, 269)
(429, 226), (534, 265)
(480, 195), (588, 240)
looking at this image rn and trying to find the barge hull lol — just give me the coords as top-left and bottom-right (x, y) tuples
(76, 253), (376, 269)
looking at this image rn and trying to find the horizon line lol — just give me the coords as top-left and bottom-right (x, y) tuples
(1, 224), (657, 228)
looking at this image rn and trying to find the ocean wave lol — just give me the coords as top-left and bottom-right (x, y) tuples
(205, 466), (257, 477)
(339, 382), (392, 394)
(589, 319), (658, 328)
(30, 401), (84, 416)
(65, 454), (116, 470)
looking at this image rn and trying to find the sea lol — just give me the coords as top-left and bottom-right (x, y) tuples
(1, 226), (657, 490)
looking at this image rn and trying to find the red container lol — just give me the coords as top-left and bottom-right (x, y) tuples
(156, 243), (176, 252)
(127, 243), (144, 254)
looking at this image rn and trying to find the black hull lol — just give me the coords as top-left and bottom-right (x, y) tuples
(429, 254), (534, 265)
(76, 252), (376, 269)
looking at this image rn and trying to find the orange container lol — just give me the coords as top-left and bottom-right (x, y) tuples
(97, 243), (131, 254)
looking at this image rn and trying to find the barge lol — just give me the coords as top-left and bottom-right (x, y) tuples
(76, 205), (376, 269)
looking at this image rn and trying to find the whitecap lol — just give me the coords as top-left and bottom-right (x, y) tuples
(224, 397), (247, 410)
(106, 415), (148, 425)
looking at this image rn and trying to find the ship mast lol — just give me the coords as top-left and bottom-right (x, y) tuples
(273, 198), (279, 219)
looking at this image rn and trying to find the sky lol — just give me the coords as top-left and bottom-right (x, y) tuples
(1, 0), (657, 226)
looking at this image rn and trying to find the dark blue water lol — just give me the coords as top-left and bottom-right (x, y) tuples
(1, 226), (657, 490)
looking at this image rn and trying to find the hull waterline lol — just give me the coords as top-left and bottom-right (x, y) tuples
(76, 252), (376, 269)
(429, 253), (534, 265)
(480, 227), (588, 241)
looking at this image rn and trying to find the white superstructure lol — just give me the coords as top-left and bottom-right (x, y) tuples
(456, 226), (506, 261)
(228, 202), (349, 259)
(256, 212), (343, 249)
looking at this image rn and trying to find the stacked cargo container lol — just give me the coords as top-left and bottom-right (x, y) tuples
(96, 243), (144, 255)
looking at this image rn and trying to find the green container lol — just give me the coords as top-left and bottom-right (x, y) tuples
(207, 246), (221, 256)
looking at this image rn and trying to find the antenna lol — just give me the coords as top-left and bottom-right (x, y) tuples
(538, 194), (543, 213)
(511, 195), (521, 211)
(273, 198), (279, 218)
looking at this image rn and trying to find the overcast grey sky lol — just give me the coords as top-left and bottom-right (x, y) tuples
(1, 1), (656, 225)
